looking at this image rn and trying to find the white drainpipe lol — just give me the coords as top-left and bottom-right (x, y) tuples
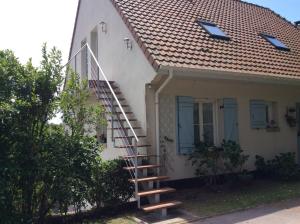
(155, 69), (174, 169)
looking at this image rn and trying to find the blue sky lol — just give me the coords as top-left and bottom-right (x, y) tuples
(244, 0), (300, 23)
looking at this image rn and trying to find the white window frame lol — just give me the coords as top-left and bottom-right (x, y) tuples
(194, 98), (219, 145)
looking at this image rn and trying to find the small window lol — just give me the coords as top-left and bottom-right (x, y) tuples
(261, 33), (290, 51)
(266, 101), (279, 128)
(197, 20), (230, 40)
(250, 100), (279, 129)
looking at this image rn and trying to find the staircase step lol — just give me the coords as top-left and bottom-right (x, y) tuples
(96, 91), (122, 95)
(113, 127), (141, 130)
(102, 104), (130, 108)
(105, 111), (133, 114)
(115, 135), (146, 139)
(141, 201), (182, 212)
(123, 164), (160, 171)
(138, 187), (176, 197)
(108, 118), (137, 122)
(89, 80), (117, 89)
(116, 144), (150, 148)
(123, 154), (152, 159)
(129, 176), (169, 183)
(98, 97), (126, 101)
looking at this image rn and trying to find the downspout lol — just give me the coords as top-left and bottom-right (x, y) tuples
(155, 69), (174, 170)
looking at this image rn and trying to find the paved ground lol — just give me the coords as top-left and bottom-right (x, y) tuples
(135, 198), (300, 224)
(197, 198), (300, 224)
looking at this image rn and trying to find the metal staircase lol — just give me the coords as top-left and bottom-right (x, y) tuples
(67, 43), (182, 216)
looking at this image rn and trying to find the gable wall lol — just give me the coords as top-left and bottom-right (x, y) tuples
(70, 0), (157, 133)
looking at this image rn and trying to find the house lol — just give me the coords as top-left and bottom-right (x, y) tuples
(68, 0), (300, 215)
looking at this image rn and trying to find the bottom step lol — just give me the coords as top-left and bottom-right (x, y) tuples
(141, 200), (182, 212)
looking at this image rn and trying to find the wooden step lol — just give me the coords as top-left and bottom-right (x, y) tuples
(105, 111), (133, 114)
(102, 104), (130, 108)
(138, 187), (176, 197)
(129, 176), (169, 183)
(112, 127), (141, 130)
(123, 164), (160, 171)
(108, 118), (137, 122)
(116, 144), (150, 149)
(96, 91), (122, 95)
(115, 135), (146, 139)
(123, 154), (152, 159)
(141, 201), (182, 212)
(98, 97), (126, 101)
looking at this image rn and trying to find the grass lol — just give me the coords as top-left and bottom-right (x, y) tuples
(85, 215), (135, 224)
(175, 179), (300, 218)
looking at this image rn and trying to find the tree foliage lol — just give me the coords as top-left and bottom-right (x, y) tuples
(0, 46), (108, 224)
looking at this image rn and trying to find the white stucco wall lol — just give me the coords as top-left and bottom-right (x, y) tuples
(69, 0), (157, 158)
(158, 77), (300, 180)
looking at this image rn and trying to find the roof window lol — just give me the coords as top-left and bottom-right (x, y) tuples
(197, 20), (230, 40)
(261, 33), (290, 51)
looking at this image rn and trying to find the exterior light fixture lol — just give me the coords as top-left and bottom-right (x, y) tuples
(99, 21), (107, 33)
(124, 38), (133, 50)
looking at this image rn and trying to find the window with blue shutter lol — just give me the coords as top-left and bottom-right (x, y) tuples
(223, 98), (239, 142)
(250, 100), (267, 129)
(176, 96), (195, 154)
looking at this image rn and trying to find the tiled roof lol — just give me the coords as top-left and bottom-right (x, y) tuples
(111, 0), (300, 79)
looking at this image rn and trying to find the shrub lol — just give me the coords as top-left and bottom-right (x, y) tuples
(89, 159), (134, 208)
(189, 142), (224, 186)
(189, 141), (249, 187)
(255, 152), (299, 180)
(222, 140), (249, 174)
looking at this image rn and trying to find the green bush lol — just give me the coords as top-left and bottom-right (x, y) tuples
(189, 141), (249, 187)
(89, 159), (134, 208)
(255, 152), (299, 180)
(223, 140), (249, 174)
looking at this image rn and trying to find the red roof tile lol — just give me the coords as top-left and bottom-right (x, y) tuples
(111, 0), (300, 78)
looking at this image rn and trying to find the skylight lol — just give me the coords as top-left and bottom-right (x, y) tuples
(261, 33), (290, 51)
(197, 20), (230, 40)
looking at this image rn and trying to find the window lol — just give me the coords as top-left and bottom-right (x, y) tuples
(266, 101), (279, 128)
(250, 100), (279, 129)
(177, 96), (216, 155)
(261, 33), (290, 51)
(197, 20), (230, 40)
(193, 102), (214, 146)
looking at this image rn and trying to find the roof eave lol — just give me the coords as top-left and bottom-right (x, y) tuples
(157, 65), (300, 86)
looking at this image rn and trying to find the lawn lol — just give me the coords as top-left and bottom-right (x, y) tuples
(173, 179), (300, 218)
(85, 215), (135, 224)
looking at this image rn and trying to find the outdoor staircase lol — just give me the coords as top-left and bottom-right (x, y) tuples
(89, 79), (182, 216)
(67, 43), (182, 217)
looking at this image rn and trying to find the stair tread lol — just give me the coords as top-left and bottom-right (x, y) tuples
(116, 144), (150, 148)
(102, 104), (130, 107)
(138, 187), (176, 197)
(123, 164), (160, 170)
(123, 154), (152, 159)
(113, 127), (141, 130)
(105, 111), (133, 114)
(95, 89), (122, 95)
(98, 97), (125, 101)
(129, 176), (169, 183)
(108, 118), (137, 122)
(115, 136), (146, 139)
(141, 200), (182, 212)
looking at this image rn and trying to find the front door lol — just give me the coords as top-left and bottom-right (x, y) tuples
(297, 103), (300, 163)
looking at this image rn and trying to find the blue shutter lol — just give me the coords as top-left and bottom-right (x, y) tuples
(250, 100), (267, 129)
(224, 98), (239, 142)
(176, 96), (194, 154)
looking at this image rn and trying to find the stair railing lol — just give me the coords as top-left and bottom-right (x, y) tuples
(66, 43), (140, 207)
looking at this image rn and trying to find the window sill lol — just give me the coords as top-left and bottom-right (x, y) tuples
(266, 127), (280, 132)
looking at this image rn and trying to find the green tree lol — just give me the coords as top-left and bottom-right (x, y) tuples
(0, 46), (104, 223)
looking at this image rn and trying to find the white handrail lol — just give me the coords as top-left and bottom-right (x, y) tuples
(67, 43), (139, 143)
